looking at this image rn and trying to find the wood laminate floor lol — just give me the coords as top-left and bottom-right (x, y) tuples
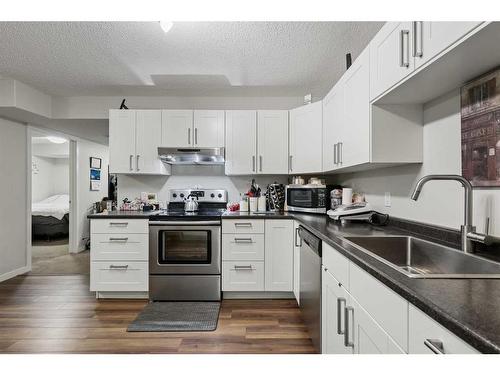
(0, 275), (315, 354)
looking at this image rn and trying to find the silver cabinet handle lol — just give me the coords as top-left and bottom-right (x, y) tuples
(400, 29), (410, 68)
(188, 127), (191, 145)
(109, 264), (129, 270)
(413, 21), (423, 58)
(424, 339), (445, 354)
(259, 155), (263, 172)
(252, 155), (256, 172)
(234, 265), (254, 270)
(235, 222), (252, 227)
(344, 306), (355, 348)
(338, 142), (343, 164)
(109, 237), (129, 241)
(194, 128), (198, 145)
(234, 238), (253, 243)
(333, 143), (337, 165)
(337, 297), (346, 334)
(129, 155), (133, 171)
(289, 155), (293, 171)
(136, 155), (140, 171)
(109, 222), (128, 226)
(295, 227), (302, 247)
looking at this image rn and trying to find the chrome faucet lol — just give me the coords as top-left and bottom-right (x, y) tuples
(411, 174), (496, 253)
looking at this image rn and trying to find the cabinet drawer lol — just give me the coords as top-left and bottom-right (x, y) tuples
(91, 219), (148, 234)
(222, 261), (264, 291)
(90, 261), (148, 292)
(408, 304), (478, 354)
(91, 233), (148, 261)
(322, 242), (349, 288)
(222, 219), (264, 234)
(222, 234), (264, 261)
(349, 262), (408, 351)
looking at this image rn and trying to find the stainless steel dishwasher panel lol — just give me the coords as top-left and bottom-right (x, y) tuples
(298, 226), (322, 353)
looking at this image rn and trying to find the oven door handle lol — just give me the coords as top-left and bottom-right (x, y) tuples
(149, 221), (221, 226)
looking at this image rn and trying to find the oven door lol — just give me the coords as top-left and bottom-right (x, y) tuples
(149, 222), (221, 275)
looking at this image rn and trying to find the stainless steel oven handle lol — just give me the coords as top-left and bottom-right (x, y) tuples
(149, 221), (221, 226)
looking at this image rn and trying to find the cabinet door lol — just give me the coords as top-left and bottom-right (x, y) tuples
(289, 101), (323, 174)
(264, 220), (293, 291)
(370, 22), (414, 100)
(293, 221), (301, 304)
(322, 83), (343, 172)
(349, 297), (406, 354)
(193, 110), (225, 147)
(257, 110), (289, 174)
(161, 110), (194, 147)
(322, 267), (353, 354)
(225, 110), (257, 175)
(414, 22), (482, 69)
(109, 109), (136, 174)
(341, 47), (370, 169)
(136, 110), (168, 175)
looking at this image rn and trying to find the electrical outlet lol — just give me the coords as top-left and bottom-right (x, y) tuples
(384, 192), (391, 207)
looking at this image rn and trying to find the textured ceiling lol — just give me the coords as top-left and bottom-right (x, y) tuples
(0, 22), (383, 98)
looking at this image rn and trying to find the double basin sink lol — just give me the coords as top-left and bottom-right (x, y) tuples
(343, 235), (500, 279)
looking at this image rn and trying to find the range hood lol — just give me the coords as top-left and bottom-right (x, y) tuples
(158, 147), (225, 165)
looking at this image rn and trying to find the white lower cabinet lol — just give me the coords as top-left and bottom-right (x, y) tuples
(222, 261), (265, 291)
(90, 261), (148, 292)
(408, 304), (478, 354)
(265, 220), (293, 291)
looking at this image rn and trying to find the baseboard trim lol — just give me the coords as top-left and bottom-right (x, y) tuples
(223, 291), (294, 299)
(96, 291), (149, 299)
(0, 265), (31, 283)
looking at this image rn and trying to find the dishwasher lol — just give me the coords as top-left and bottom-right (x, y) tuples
(298, 225), (322, 353)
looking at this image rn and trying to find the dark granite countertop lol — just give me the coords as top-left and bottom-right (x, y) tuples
(87, 210), (158, 219)
(224, 211), (500, 353)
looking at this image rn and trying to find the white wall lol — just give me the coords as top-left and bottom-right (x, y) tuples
(32, 156), (69, 202)
(0, 118), (28, 281)
(75, 140), (109, 251)
(331, 89), (500, 236)
(117, 165), (287, 205)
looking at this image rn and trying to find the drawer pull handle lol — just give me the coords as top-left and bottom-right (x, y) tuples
(109, 237), (129, 242)
(424, 339), (445, 354)
(233, 265), (254, 270)
(234, 238), (253, 243)
(344, 306), (354, 348)
(234, 223), (252, 227)
(109, 222), (128, 226)
(337, 297), (346, 335)
(109, 265), (129, 270)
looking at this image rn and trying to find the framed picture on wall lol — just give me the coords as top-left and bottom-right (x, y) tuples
(90, 157), (102, 169)
(461, 67), (500, 187)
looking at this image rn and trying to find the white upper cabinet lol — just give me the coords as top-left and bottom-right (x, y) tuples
(370, 22), (415, 101)
(322, 82), (343, 172)
(193, 110), (225, 147)
(289, 101), (323, 174)
(413, 21), (482, 69)
(109, 109), (168, 175)
(225, 110), (257, 175)
(257, 110), (289, 174)
(161, 110), (194, 147)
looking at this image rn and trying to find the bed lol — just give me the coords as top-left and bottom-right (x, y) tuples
(32, 194), (70, 239)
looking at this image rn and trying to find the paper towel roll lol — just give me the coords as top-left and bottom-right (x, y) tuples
(342, 188), (353, 205)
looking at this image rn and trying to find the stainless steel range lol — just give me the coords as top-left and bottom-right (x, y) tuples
(149, 189), (227, 301)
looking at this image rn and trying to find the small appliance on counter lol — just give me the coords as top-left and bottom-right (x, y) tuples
(327, 202), (374, 220)
(285, 182), (333, 214)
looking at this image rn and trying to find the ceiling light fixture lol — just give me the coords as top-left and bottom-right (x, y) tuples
(160, 21), (174, 33)
(46, 136), (67, 144)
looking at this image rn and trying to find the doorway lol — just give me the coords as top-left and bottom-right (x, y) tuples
(29, 129), (88, 275)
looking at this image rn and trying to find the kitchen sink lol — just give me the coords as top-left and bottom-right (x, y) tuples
(343, 236), (500, 278)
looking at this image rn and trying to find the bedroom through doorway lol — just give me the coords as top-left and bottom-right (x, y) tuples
(30, 131), (88, 275)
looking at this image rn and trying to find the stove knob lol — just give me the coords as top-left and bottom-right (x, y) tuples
(210, 193), (215, 198)
(218, 193), (223, 198)
(180, 193), (185, 198)
(172, 193), (177, 198)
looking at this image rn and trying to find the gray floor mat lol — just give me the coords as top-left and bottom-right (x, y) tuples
(127, 301), (220, 332)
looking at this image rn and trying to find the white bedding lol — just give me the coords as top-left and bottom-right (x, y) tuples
(32, 194), (70, 220)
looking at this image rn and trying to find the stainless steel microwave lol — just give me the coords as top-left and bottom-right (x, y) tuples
(285, 184), (332, 214)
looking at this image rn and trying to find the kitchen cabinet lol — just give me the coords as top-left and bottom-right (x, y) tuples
(293, 221), (301, 304)
(289, 101), (323, 174)
(161, 110), (194, 147)
(370, 22), (415, 101)
(225, 110), (257, 175)
(109, 109), (168, 175)
(408, 304), (478, 354)
(257, 110), (289, 174)
(322, 266), (353, 354)
(413, 22), (482, 69)
(264, 220), (293, 292)
(322, 82), (343, 172)
(193, 110), (225, 147)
